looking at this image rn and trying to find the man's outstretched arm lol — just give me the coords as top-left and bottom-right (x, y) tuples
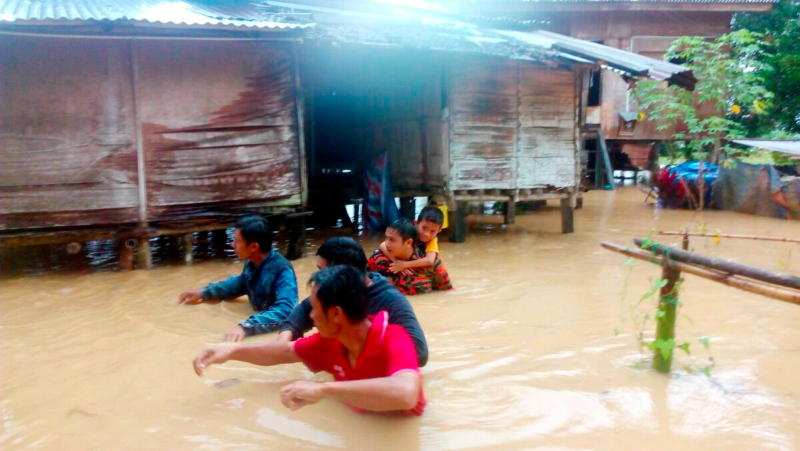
(280, 371), (420, 412)
(193, 340), (300, 375)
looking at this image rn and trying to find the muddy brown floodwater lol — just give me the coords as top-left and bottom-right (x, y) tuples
(1, 188), (799, 450)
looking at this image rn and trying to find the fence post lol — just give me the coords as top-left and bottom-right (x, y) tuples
(653, 255), (681, 373)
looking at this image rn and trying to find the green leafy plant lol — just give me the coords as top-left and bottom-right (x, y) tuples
(633, 30), (774, 163)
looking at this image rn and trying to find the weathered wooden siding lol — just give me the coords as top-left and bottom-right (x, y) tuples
(136, 41), (301, 219)
(0, 36), (139, 229)
(0, 37), (302, 231)
(449, 58), (518, 190)
(448, 57), (576, 191)
(517, 66), (576, 188)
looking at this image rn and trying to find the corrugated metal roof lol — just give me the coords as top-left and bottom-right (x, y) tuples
(0, 0), (312, 29)
(497, 29), (695, 87)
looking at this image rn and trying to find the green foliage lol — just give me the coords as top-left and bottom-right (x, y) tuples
(633, 30), (775, 161)
(735, 0), (800, 132)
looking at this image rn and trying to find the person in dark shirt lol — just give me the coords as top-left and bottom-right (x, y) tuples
(277, 236), (429, 366)
(178, 216), (298, 342)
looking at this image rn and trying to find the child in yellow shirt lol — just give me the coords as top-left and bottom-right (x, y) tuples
(380, 206), (453, 291)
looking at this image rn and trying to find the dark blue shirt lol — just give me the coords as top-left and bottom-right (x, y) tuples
(201, 250), (297, 336)
(279, 272), (429, 366)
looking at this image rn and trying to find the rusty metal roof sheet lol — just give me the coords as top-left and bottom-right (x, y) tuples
(496, 29), (696, 88)
(0, 0), (312, 29)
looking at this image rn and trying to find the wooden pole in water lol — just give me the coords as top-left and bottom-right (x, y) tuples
(660, 230), (800, 244)
(560, 193), (574, 234)
(653, 256), (680, 373)
(449, 201), (467, 243)
(136, 237), (152, 270)
(634, 238), (800, 290)
(504, 200), (516, 225)
(119, 238), (136, 271)
(182, 233), (194, 265)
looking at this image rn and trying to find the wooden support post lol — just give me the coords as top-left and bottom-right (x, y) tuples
(352, 202), (361, 233)
(682, 231), (690, 250)
(400, 196), (416, 221)
(504, 201), (516, 225)
(119, 237), (136, 271)
(576, 194), (583, 210)
(449, 201), (467, 243)
(182, 233), (194, 265)
(136, 237), (152, 270)
(560, 195), (574, 234)
(286, 217), (306, 260)
(653, 256), (681, 374)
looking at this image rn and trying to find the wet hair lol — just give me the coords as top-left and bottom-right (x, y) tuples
(387, 218), (417, 243)
(310, 265), (368, 322)
(316, 236), (368, 274)
(234, 215), (272, 253)
(417, 206), (444, 227)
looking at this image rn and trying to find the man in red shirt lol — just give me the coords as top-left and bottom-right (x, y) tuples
(192, 265), (426, 415)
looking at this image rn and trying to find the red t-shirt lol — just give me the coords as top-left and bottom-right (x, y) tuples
(293, 310), (426, 415)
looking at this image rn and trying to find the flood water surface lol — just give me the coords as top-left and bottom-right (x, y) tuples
(2, 188), (799, 450)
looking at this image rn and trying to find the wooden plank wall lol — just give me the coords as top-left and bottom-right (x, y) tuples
(517, 66), (576, 188)
(136, 41), (301, 220)
(0, 36), (140, 229)
(448, 56), (576, 191)
(449, 58), (518, 190)
(0, 37), (302, 231)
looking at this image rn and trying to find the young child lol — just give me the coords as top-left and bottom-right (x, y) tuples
(370, 216), (453, 295)
(381, 206), (446, 275)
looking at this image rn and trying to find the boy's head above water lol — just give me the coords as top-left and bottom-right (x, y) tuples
(384, 218), (417, 259)
(416, 206), (444, 244)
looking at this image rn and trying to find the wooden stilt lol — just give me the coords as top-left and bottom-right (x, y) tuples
(182, 233), (194, 265)
(352, 202), (361, 233)
(119, 238), (136, 271)
(560, 195), (574, 234)
(400, 196), (416, 221)
(504, 201), (516, 225)
(576, 195), (584, 210)
(286, 217), (306, 260)
(653, 256), (680, 373)
(449, 201), (467, 243)
(136, 237), (152, 270)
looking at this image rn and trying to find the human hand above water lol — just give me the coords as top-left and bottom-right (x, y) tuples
(388, 261), (407, 273)
(193, 346), (231, 376)
(280, 380), (325, 411)
(178, 290), (203, 305)
(223, 325), (246, 342)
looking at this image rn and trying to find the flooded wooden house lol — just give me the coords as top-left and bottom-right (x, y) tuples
(0, 1), (311, 266)
(290, 2), (694, 240)
(0, 0), (695, 268)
